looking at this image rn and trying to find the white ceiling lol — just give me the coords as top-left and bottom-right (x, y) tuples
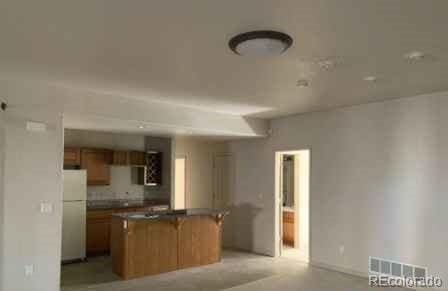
(1, 0), (448, 120)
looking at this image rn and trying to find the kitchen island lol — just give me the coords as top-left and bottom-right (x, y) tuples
(86, 199), (169, 256)
(111, 209), (228, 279)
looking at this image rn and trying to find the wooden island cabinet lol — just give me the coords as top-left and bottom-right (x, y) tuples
(111, 209), (228, 279)
(86, 204), (169, 256)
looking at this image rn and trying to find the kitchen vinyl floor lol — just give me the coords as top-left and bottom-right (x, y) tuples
(61, 250), (411, 291)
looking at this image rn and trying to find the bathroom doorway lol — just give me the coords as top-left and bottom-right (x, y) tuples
(275, 150), (310, 262)
(174, 155), (187, 209)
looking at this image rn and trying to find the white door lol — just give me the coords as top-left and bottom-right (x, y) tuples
(62, 170), (87, 261)
(61, 201), (86, 261)
(63, 170), (87, 201)
(174, 156), (186, 209)
(213, 155), (233, 208)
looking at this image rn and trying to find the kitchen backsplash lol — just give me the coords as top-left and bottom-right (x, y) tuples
(87, 190), (144, 200)
(87, 166), (145, 200)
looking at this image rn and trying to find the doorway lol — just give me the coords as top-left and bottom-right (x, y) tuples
(275, 150), (310, 262)
(174, 155), (187, 209)
(213, 154), (233, 209)
(213, 154), (234, 247)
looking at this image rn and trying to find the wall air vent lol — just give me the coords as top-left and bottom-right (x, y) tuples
(369, 257), (427, 279)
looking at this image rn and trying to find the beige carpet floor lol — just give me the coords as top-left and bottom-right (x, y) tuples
(61, 250), (410, 291)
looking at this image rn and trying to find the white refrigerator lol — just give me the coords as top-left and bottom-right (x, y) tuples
(62, 170), (87, 262)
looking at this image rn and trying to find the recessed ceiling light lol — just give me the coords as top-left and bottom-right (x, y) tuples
(229, 30), (293, 56)
(138, 125), (145, 129)
(317, 58), (342, 71)
(363, 76), (377, 82)
(296, 79), (310, 87)
(403, 51), (425, 62)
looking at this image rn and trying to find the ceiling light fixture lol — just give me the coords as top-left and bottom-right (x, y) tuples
(296, 79), (310, 87)
(317, 58), (342, 71)
(229, 30), (293, 56)
(403, 51), (425, 62)
(363, 76), (377, 82)
(138, 125), (145, 129)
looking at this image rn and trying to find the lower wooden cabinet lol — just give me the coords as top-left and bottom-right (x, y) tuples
(86, 210), (113, 255)
(86, 220), (111, 255)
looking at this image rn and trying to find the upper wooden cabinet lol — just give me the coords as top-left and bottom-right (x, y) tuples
(81, 149), (112, 185)
(112, 151), (130, 166)
(64, 147), (81, 166)
(129, 151), (146, 166)
(112, 150), (147, 166)
(64, 147), (152, 184)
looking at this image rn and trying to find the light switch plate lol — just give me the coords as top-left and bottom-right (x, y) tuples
(26, 121), (47, 132)
(40, 202), (53, 213)
(25, 265), (34, 276)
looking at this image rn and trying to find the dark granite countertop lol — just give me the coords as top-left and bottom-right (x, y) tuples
(87, 199), (170, 210)
(112, 208), (229, 220)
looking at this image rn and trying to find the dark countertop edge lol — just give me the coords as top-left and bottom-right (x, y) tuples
(112, 208), (229, 220)
(87, 200), (170, 210)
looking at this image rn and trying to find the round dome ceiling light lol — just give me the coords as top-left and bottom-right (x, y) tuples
(363, 76), (378, 82)
(403, 51), (425, 62)
(296, 79), (310, 87)
(317, 58), (342, 71)
(229, 30), (293, 56)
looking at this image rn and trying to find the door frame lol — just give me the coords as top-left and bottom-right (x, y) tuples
(212, 153), (234, 209)
(174, 155), (187, 209)
(275, 149), (311, 262)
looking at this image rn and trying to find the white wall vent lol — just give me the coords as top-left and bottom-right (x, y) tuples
(369, 257), (428, 279)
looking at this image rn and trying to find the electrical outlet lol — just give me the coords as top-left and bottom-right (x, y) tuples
(40, 202), (53, 213)
(339, 245), (345, 255)
(25, 265), (34, 276)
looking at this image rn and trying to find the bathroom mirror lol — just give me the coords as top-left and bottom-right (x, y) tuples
(282, 155), (295, 208)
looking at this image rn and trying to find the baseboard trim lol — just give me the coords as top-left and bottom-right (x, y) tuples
(223, 246), (274, 258)
(310, 260), (367, 278)
(310, 260), (444, 291)
(61, 257), (87, 265)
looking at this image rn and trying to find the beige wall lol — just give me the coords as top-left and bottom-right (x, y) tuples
(2, 114), (63, 291)
(229, 91), (448, 281)
(64, 129), (146, 200)
(64, 129), (146, 150)
(174, 137), (229, 209)
(0, 113), (4, 286)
